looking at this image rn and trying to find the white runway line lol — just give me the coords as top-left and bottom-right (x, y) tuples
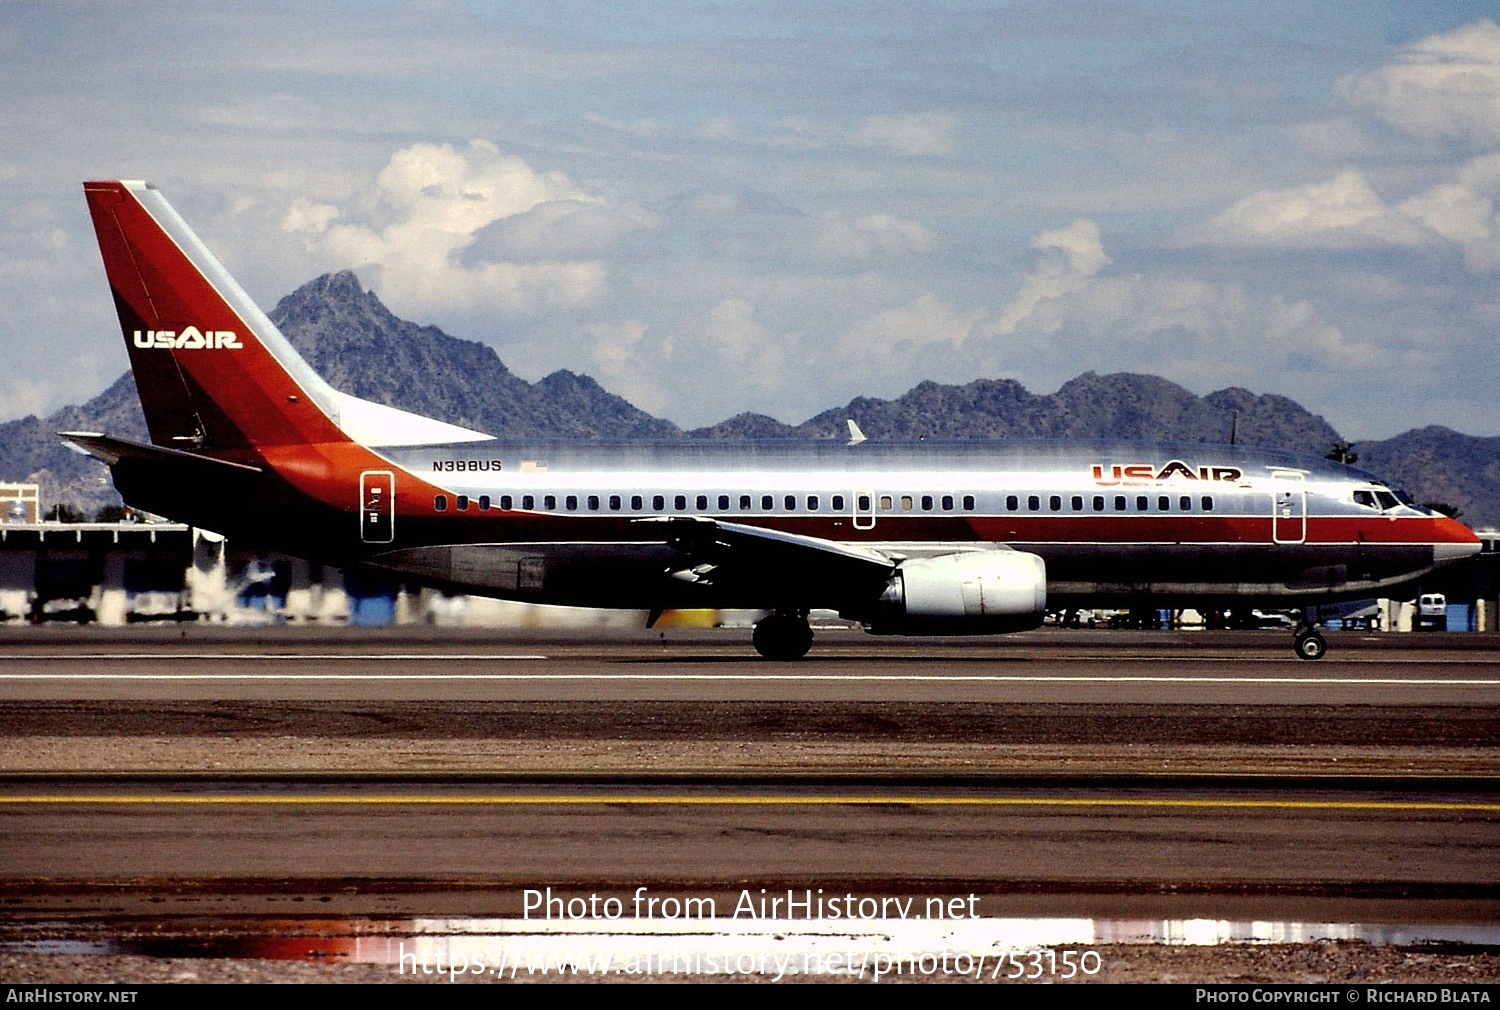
(0, 653), (548, 661)
(2, 672), (1497, 685)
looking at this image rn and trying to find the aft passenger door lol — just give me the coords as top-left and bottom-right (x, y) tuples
(853, 489), (876, 530)
(1270, 470), (1306, 544)
(360, 470), (395, 543)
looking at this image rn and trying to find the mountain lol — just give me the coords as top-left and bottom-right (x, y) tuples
(0, 373), (147, 517)
(690, 374), (1342, 451)
(1352, 427), (1500, 527)
(3, 270), (1495, 527)
(269, 271), (678, 440)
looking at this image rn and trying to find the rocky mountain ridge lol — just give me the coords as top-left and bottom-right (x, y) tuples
(4, 271), (1494, 526)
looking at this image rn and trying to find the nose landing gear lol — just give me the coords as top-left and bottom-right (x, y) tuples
(1293, 623), (1327, 661)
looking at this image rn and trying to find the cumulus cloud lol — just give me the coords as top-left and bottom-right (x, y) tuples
(1183, 170), (1430, 248)
(702, 297), (783, 385)
(1180, 22), (1500, 271)
(1182, 164), (1500, 270)
(1338, 19), (1500, 146)
(806, 219), (1387, 420)
(281, 140), (609, 317)
(992, 219), (1110, 335)
(834, 293), (985, 361)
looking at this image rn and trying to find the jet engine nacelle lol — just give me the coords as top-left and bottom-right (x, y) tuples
(860, 550), (1048, 635)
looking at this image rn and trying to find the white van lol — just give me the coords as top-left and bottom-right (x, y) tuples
(1417, 594), (1447, 631)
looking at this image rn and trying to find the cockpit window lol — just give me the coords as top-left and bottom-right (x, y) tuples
(1353, 490), (1378, 509)
(1374, 491), (1400, 511)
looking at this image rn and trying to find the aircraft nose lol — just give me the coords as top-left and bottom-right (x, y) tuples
(1434, 518), (1482, 564)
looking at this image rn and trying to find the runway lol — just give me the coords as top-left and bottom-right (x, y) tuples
(2, 626), (1498, 981)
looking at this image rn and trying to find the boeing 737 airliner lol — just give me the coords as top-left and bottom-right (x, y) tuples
(68, 180), (1481, 659)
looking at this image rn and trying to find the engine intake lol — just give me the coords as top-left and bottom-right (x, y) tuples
(859, 550), (1047, 635)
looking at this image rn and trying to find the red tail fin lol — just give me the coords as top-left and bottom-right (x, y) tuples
(84, 181), (349, 456)
(83, 181), (490, 459)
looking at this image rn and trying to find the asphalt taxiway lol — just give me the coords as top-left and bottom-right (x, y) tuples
(1, 626), (1497, 982)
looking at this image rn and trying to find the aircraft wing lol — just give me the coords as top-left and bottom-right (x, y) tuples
(638, 516), (896, 600)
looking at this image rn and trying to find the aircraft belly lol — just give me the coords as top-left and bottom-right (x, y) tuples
(1033, 541), (1435, 601)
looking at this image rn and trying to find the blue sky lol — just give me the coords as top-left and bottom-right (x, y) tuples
(4, 2), (1500, 438)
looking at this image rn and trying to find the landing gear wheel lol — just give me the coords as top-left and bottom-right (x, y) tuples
(1293, 628), (1327, 661)
(752, 613), (814, 660)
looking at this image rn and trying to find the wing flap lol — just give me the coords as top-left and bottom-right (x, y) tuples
(637, 516), (896, 598)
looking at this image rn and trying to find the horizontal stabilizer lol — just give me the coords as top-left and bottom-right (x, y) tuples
(59, 431), (264, 474)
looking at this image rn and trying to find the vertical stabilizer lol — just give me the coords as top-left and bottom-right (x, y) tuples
(84, 181), (348, 453)
(83, 181), (491, 455)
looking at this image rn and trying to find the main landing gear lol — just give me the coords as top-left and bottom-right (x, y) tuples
(1293, 622), (1327, 661)
(753, 611), (814, 660)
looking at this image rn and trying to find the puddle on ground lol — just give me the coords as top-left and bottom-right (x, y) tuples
(8, 916), (1499, 966)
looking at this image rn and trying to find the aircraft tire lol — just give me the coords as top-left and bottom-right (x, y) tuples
(753, 614), (814, 660)
(1294, 629), (1327, 661)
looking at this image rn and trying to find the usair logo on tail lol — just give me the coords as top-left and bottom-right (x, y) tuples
(132, 327), (243, 350)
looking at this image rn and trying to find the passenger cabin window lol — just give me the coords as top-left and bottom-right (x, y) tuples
(1114, 495), (1126, 511)
(857, 495), (871, 511)
(565, 495), (578, 511)
(587, 495), (600, 511)
(434, 495), (448, 512)
(880, 495), (893, 510)
(1157, 496), (1169, 511)
(900, 496), (913, 511)
(1049, 495), (1062, 511)
(1201, 496), (1214, 511)
(740, 495), (752, 510)
(942, 495), (954, 511)
(522, 495), (534, 510)
(921, 495), (933, 511)
(675, 495), (687, 510)
(499, 495), (512, 510)
(1179, 496), (1191, 511)
(698, 495), (709, 510)
(544, 495), (556, 510)
(718, 495), (730, 510)
(653, 495), (666, 511)
(807, 495), (819, 511)
(608, 495), (621, 510)
(1071, 496), (1083, 511)
(478, 495), (491, 511)
(762, 495), (774, 510)
(456, 495), (469, 511)
(1093, 495), (1105, 512)
(1136, 495), (1148, 511)
(1006, 495), (1019, 511)
(785, 495), (796, 510)
(962, 495), (975, 510)
(834, 495), (846, 511)
(1028, 495), (1040, 511)
(631, 495), (643, 510)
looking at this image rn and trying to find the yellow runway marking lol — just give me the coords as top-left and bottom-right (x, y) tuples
(3, 795), (1498, 812)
